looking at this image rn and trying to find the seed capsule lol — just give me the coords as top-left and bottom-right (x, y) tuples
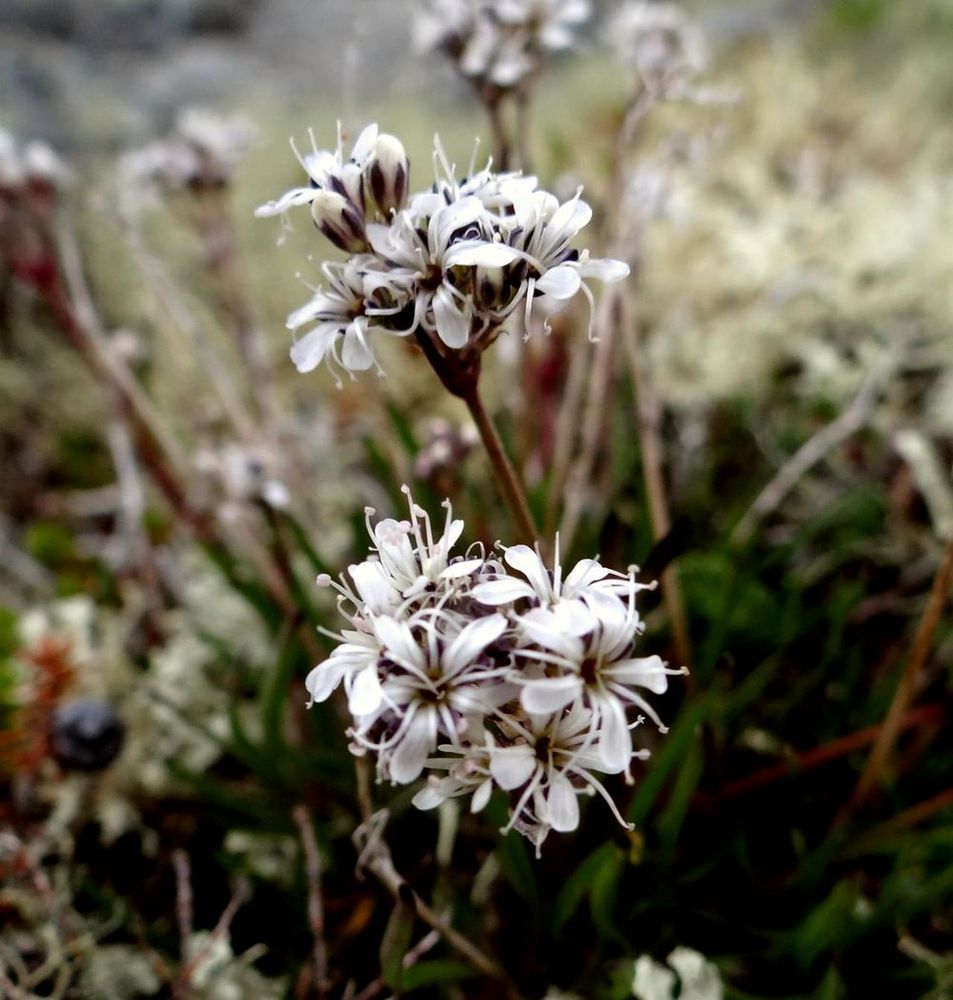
(51, 698), (125, 772)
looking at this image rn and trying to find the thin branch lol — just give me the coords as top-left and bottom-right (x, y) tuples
(172, 850), (193, 973)
(349, 929), (441, 1000)
(695, 702), (945, 808)
(841, 531), (953, 821)
(173, 873), (252, 1000)
(732, 331), (913, 545)
(353, 812), (511, 988)
(557, 287), (619, 554)
(292, 804), (331, 997)
(619, 288), (692, 670)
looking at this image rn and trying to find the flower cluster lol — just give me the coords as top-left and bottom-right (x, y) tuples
(256, 123), (628, 382)
(117, 108), (256, 212)
(0, 129), (69, 196)
(307, 487), (680, 853)
(605, 1), (707, 95)
(415, 0), (592, 93)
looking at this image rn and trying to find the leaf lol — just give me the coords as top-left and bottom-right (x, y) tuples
(656, 737), (706, 858)
(552, 842), (615, 933)
(589, 846), (626, 943)
(259, 626), (300, 752)
(629, 693), (713, 826)
(400, 959), (476, 991)
(380, 892), (416, 992)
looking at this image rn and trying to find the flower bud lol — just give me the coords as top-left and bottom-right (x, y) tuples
(366, 133), (409, 217)
(310, 189), (370, 253)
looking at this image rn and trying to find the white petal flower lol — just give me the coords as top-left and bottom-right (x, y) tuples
(304, 491), (675, 851)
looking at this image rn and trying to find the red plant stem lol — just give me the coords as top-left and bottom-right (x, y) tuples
(697, 702), (945, 807)
(38, 265), (215, 541)
(847, 532), (953, 813)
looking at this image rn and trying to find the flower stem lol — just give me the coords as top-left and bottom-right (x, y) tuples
(463, 384), (540, 548)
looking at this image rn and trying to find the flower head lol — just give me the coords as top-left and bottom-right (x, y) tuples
(305, 489), (677, 850)
(259, 125), (628, 377)
(415, 0), (591, 93)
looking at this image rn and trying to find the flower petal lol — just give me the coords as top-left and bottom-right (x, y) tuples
(520, 675), (582, 715)
(503, 545), (551, 600)
(305, 660), (346, 704)
(471, 578), (537, 605)
(290, 323), (341, 373)
(490, 746), (537, 790)
(389, 707), (437, 784)
(536, 265), (582, 299)
(546, 772), (580, 832)
(445, 240), (523, 268)
(348, 665), (383, 716)
(341, 319), (374, 371)
(432, 284), (470, 349)
(443, 613), (507, 678)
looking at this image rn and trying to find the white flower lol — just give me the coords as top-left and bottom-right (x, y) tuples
(415, 0), (592, 91)
(304, 490), (675, 851)
(472, 539), (649, 623)
(287, 258), (400, 378)
(306, 627), (384, 716)
(352, 611), (512, 783)
(606, 2), (707, 93)
(412, 741), (496, 813)
(488, 704), (638, 855)
(260, 126), (628, 374)
(364, 485), (488, 604)
(255, 123), (378, 221)
(632, 948), (724, 1000)
(515, 590), (676, 770)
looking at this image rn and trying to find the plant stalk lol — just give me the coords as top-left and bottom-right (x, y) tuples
(463, 384), (540, 548)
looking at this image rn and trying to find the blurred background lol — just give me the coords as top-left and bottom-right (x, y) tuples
(1, 1), (952, 998)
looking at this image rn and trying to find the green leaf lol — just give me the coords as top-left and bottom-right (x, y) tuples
(553, 842), (616, 933)
(380, 893), (416, 992)
(657, 736), (705, 858)
(399, 959), (476, 991)
(629, 693), (713, 826)
(589, 845), (626, 942)
(259, 626), (299, 752)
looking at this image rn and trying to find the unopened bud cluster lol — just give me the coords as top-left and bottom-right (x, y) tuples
(257, 124), (628, 381)
(308, 487), (680, 853)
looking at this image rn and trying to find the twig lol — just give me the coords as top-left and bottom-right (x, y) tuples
(349, 929), (442, 1000)
(858, 787), (953, 845)
(841, 531), (953, 821)
(557, 287), (619, 555)
(353, 812), (510, 988)
(41, 234), (214, 541)
(292, 804), (331, 997)
(172, 850), (193, 974)
(173, 873), (252, 999)
(732, 332), (912, 545)
(695, 702), (945, 807)
(619, 288), (692, 670)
